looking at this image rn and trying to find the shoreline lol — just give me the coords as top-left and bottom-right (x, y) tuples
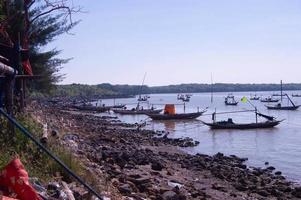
(28, 99), (301, 199)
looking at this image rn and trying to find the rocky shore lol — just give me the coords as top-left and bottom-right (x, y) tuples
(28, 100), (301, 199)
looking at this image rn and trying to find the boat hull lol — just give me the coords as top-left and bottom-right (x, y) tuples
(265, 105), (300, 110)
(113, 109), (162, 115)
(147, 112), (205, 120)
(202, 121), (281, 130)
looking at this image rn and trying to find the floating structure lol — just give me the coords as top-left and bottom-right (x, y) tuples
(265, 95), (300, 110)
(265, 81), (300, 110)
(147, 104), (206, 120)
(177, 94), (192, 102)
(292, 94), (301, 97)
(260, 97), (279, 103)
(250, 94), (260, 100)
(202, 110), (282, 130)
(224, 95), (238, 106)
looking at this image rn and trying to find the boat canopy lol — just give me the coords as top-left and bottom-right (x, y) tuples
(164, 104), (175, 114)
(256, 112), (275, 121)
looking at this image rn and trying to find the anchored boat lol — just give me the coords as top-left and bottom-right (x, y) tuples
(265, 81), (300, 110)
(147, 104), (206, 120)
(260, 97), (279, 103)
(202, 109), (283, 130)
(225, 95), (238, 106)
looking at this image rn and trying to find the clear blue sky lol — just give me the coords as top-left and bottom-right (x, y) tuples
(50, 0), (301, 86)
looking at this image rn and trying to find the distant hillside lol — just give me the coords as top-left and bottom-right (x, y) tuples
(52, 83), (301, 98)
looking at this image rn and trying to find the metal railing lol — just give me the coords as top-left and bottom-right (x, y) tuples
(0, 108), (103, 200)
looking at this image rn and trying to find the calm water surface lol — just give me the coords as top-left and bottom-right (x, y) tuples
(97, 91), (301, 182)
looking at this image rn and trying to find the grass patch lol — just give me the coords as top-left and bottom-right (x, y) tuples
(0, 113), (87, 184)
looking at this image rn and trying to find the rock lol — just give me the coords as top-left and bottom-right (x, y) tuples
(257, 189), (270, 197)
(267, 166), (275, 171)
(162, 191), (178, 200)
(151, 161), (164, 171)
(292, 187), (301, 198)
(118, 184), (132, 194)
(275, 171), (282, 175)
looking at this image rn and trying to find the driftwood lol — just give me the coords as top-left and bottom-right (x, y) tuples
(61, 181), (75, 200)
(40, 123), (48, 144)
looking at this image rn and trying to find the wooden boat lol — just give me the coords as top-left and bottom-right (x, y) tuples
(113, 108), (162, 115)
(265, 94), (300, 110)
(202, 109), (283, 130)
(272, 94), (286, 97)
(250, 95), (260, 100)
(147, 111), (206, 120)
(260, 97), (279, 103)
(202, 120), (282, 129)
(292, 94), (301, 97)
(147, 104), (206, 120)
(225, 95), (238, 106)
(265, 81), (300, 110)
(177, 94), (191, 102)
(73, 105), (110, 112)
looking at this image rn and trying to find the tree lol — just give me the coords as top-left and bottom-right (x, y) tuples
(0, 0), (80, 93)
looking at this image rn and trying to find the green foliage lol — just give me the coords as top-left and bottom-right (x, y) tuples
(28, 7), (78, 93)
(52, 83), (301, 98)
(0, 114), (85, 182)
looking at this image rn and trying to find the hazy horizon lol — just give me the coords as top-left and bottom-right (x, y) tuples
(49, 0), (301, 85)
(58, 81), (301, 87)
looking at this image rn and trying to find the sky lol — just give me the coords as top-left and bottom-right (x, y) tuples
(49, 0), (301, 86)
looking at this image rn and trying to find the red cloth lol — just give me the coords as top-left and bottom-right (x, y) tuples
(22, 60), (33, 76)
(22, 38), (33, 76)
(0, 159), (41, 200)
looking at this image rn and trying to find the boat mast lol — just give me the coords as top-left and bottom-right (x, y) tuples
(280, 80), (283, 102)
(139, 72), (147, 99)
(211, 73), (213, 103)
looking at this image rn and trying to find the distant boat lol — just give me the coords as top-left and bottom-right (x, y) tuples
(225, 95), (238, 106)
(260, 97), (279, 103)
(113, 108), (162, 115)
(265, 96), (300, 110)
(73, 105), (110, 112)
(202, 120), (282, 129)
(137, 73), (150, 102)
(147, 104), (206, 120)
(138, 95), (150, 102)
(202, 110), (283, 130)
(272, 94), (286, 97)
(177, 94), (191, 102)
(265, 81), (300, 110)
(250, 94), (260, 100)
(292, 94), (301, 97)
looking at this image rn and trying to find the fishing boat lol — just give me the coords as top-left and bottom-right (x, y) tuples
(225, 95), (238, 106)
(250, 94), (260, 100)
(260, 97), (279, 103)
(113, 108), (162, 115)
(265, 94), (300, 110)
(202, 110), (282, 129)
(113, 102), (162, 115)
(137, 73), (150, 102)
(202, 119), (282, 129)
(272, 94), (286, 97)
(177, 94), (191, 102)
(265, 81), (300, 110)
(73, 104), (110, 112)
(138, 95), (150, 102)
(147, 104), (206, 120)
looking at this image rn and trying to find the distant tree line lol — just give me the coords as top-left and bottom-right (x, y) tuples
(51, 83), (301, 98)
